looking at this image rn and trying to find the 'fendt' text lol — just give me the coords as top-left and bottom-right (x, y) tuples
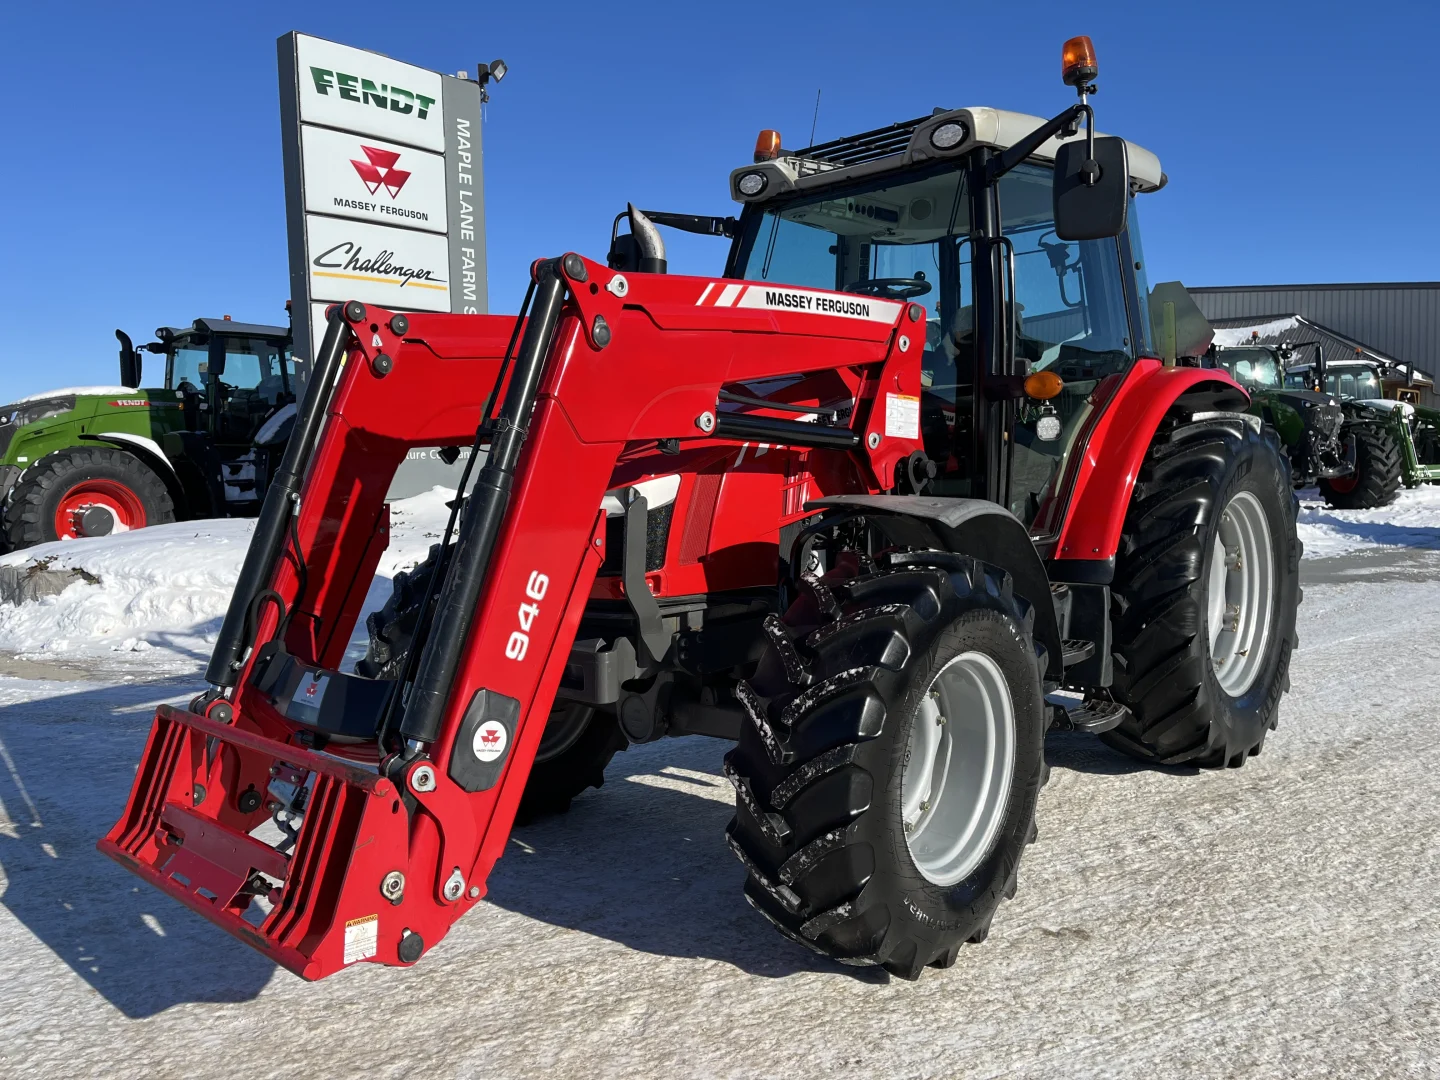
(310, 67), (436, 120)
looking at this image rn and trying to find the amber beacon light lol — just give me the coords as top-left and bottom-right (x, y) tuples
(754, 129), (783, 162)
(1061, 36), (1098, 87)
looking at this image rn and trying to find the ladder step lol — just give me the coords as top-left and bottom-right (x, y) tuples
(1061, 638), (1095, 666)
(1062, 699), (1129, 734)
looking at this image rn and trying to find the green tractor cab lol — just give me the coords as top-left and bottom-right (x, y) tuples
(0, 317), (296, 550)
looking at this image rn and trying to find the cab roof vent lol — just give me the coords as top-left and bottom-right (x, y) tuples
(794, 115), (933, 168)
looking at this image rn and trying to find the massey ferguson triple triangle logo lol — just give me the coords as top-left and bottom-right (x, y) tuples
(351, 145), (411, 199)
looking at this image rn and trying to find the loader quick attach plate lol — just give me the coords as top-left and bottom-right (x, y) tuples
(98, 704), (420, 979)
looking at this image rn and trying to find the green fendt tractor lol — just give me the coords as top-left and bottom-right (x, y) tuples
(0, 317), (297, 550)
(1284, 354), (1440, 494)
(1213, 341), (1402, 509)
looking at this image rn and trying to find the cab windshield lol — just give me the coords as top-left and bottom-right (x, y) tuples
(1219, 348), (1282, 390)
(729, 160), (1139, 529)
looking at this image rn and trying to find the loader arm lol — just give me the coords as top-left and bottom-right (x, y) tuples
(100, 254), (923, 979)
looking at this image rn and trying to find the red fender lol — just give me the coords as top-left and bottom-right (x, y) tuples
(1051, 357), (1247, 568)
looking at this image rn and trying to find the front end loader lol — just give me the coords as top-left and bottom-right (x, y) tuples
(102, 37), (1301, 981)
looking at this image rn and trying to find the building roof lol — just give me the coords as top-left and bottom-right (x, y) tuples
(1209, 312), (1433, 387)
(1190, 282), (1440, 374)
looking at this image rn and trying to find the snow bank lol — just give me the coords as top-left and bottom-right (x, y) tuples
(8, 386), (136, 405)
(1210, 317), (1300, 348)
(1296, 485), (1440, 557)
(0, 488), (454, 669)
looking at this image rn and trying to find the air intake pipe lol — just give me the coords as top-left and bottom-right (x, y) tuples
(628, 203), (667, 274)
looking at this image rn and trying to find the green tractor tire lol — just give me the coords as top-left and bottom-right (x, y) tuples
(3, 446), (175, 550)
(1319, 423), (1402, 510)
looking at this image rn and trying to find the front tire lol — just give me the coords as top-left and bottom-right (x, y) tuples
(725, 552), (1046, 980)
(1319, 422), (1401, 509)
(1105, 416), (1300, 766)
(3, 446), (174, 550)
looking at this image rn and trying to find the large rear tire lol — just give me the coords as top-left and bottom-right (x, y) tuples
(1104, 416), (1300, 767)
(3, 446), (175, 551)
(725, 551), (1046, 980)
(359, 546), (626, 820)
(1319, 422), (1401, 509)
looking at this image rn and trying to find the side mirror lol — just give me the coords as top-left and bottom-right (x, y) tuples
(1053, 136), (1128, 241)
(116, 329), (141, 388)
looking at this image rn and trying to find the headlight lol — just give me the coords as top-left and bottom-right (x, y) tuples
(737, 171), (768, 196)
(1036, 413), (1062, 441)
(930, 122), (969, 150)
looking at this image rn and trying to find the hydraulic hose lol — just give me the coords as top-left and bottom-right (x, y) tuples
(399, 264), (568, 745)
(205, 307), (350, 687)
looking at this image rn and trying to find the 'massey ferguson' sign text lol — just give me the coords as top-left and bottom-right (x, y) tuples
(300, 125), (447, 234)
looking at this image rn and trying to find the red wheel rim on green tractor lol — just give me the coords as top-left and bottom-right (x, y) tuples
(53, 478), (148, 539)
(1324, 471), (1359, 495)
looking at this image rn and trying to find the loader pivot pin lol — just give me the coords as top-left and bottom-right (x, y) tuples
(409, 764), (437, 793)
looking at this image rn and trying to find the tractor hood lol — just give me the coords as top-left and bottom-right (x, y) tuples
(1272, 388), (1340, 411)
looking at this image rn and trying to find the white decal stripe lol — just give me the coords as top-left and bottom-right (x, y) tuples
(696, 282), (715, 306)
(735, 285), (902, 323)
(716, 284), (744, 307)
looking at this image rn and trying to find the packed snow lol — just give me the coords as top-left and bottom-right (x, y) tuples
(1210, 317), (1300, 348)
(1296, 484), (1440, 557)
(8, 386), (137, 405)
(0, 484), (1438, 1077)
(0, 487), (454, 675)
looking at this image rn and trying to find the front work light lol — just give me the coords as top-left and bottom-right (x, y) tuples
(929, 121), (968, 150)
(1062, 36), (1098, 87)
(754, 129), (782, 162)
(737, 171), (768, 196)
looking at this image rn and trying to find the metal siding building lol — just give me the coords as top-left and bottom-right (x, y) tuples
(1188, 282), (1440, 375)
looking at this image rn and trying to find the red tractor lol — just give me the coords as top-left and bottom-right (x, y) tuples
(101, 38), (1299, 981)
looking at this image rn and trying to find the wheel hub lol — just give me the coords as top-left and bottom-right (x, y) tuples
(1206, 490), (1275, 697)
(901, 651), (1016, 886)
(54, 479), (146, 540)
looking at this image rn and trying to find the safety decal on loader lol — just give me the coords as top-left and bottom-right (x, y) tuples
(885, 393), (920, 439)
(695, 282), (902, 324)
(343, 913), (379, 965)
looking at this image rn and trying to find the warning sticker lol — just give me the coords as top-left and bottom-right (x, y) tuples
(343, 913), (379, 965)
(885, 393), (920, 439)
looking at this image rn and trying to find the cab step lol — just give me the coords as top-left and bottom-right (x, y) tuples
(1060, 638), (1095, 666)
(1054, 698), (1129, 734)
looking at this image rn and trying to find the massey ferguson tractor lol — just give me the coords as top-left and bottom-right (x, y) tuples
(101, 38), (1300, 982)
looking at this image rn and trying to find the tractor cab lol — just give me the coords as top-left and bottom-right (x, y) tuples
(118, 317), (296, 513)
(614, 82), (1160, 533)
(1284, 358), (1384, 401)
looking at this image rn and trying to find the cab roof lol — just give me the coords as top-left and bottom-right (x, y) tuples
(731, 106), (1164, 204)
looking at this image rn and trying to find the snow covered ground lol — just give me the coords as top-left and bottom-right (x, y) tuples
(0, 488), (1438, 1078)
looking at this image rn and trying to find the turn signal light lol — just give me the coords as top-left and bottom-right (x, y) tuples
(754, 129), (782, 162)
(1025, 370), (1064, 400)
(1061, 35), (1098, 87)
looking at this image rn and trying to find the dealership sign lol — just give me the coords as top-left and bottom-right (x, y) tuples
(278, 32), (488, 361)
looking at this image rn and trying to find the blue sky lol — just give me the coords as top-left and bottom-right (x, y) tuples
(3, 0), (1433, 400)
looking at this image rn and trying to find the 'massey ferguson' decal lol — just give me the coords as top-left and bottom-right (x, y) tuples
(696, 283), (901, 324)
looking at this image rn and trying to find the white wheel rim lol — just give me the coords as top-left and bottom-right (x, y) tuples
(901, 651), (1016, 886)
(1206, 490), (1275, 697)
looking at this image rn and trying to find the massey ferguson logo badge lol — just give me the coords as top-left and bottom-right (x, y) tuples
(351, 145), (410, 199)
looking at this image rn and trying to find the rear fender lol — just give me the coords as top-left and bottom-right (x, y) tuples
(807, 494), (1062, 682)
(1050, 359), (1248, 579)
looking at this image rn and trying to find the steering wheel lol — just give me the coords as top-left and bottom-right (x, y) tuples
(846, 276), (933, 300)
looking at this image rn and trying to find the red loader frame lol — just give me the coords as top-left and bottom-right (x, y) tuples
(100, 254), (933, 978)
